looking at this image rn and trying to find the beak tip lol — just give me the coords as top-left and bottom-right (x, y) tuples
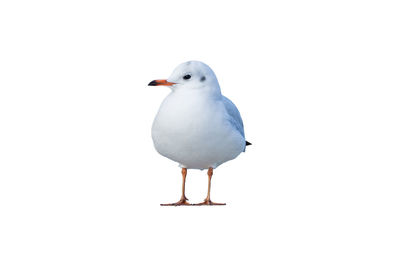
(148, 80), (157, 86)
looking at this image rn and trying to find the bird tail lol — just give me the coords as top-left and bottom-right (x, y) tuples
(246, 141), (252, 146)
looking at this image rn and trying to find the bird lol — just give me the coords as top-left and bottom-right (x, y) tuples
(148, 61), (251, 206)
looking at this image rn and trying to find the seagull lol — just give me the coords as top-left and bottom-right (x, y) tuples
(148, 61), (251, 206)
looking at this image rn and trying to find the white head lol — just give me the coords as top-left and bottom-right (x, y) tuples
(148, 61), (221, 96)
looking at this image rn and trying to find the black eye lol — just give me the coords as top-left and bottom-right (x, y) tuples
(183, 74), (191, 80)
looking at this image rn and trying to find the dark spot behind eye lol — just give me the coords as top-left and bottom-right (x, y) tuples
(200, 76), (206, 82)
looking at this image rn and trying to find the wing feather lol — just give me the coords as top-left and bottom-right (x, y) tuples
(222, 96), (245, 138)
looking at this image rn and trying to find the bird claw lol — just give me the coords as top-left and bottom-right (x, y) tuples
(193, 199), (226, 206)
(160, 197), (191, 206)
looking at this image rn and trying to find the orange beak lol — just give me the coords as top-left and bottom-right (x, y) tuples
(148, 79), (176, 86)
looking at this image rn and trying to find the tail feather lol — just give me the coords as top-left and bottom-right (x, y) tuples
(246, 141), (252, 146)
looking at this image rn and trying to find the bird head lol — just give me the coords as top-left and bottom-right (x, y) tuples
(148, 61), (221, 95)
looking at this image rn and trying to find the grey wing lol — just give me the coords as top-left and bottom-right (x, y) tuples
(222, 96), (245, 138)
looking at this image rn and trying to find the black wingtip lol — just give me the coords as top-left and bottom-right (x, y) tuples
(246, 141), (252, 146)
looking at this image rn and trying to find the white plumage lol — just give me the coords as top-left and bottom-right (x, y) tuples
(151, 61), (247, 169)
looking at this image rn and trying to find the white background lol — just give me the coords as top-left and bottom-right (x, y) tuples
(0, 0), (399, 266)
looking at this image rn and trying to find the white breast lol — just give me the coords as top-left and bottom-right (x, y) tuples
(151, 90), (245, 169)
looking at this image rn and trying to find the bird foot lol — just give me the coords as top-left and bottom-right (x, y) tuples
(193, 199), (226, 206)
(160, 197), (191, 206)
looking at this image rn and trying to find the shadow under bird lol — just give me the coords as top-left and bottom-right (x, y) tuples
(148, 61), (251, 206)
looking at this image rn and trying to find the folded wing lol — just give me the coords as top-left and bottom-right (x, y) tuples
(222, 96), (245, 139)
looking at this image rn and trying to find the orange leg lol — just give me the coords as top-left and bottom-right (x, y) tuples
(161, 168), (191, 206)
(194, 168), (226, 206)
